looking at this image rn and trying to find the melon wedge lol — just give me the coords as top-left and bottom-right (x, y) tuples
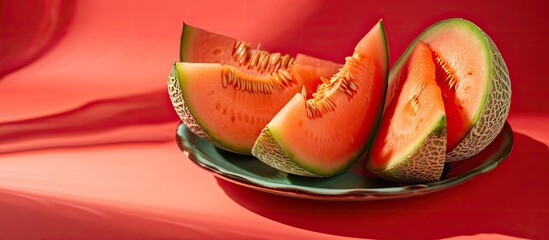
(178, 22), (340, 98)
(168, 24), (341, 154)
(168, 61), (339, 154)
(387, 18), (511, 161)
(367, 42), (447, 183)
(251, 21), (388, 177)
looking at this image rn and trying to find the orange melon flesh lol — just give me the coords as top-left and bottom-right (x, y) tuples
(291, 55), (342, 99)
(255, 21), (388, 176)
(174, 62), (333, 153)
(179, 23), (341, 97)
(387, 20), (490, 153)
(368, 41), (446, 173)
(180, 22), (241, 64)
(172, 23), (342, 154)
(422, 24), (488, 152)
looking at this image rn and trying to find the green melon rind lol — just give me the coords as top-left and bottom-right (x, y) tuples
(252, 21), (389, 177)
(446, 34), (511, 161)
(167, 63), (210, 141)
(167, 63), (248, 154)
(361, 20), (390, 167)
(252, 127), (323, 177)
(179, 23), (194, 62)
(388, 18), (510, 162)
(369, 116), (447, 184)
(261, 120), (368, 176)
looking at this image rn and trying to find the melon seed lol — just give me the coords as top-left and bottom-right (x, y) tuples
(222, 71), (228, 87)
(410, 95), (420, 114)
(249, 52), (260, 68)
(348, 81), (357, 91)
(288, 58), (295, 67)
(233, 41), (244, 55)
(281, 55), (291, 69)
(279, 69), (293, 82)
(434, 53), (459, 91)
(270, 53), (281, 66)
(260, 54), (269, 72)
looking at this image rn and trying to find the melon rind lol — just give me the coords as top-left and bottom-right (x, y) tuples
(368, 117), (447, 184)
(167, 63), (235, 153)
(252, 127), (322, 177)
(446, 34), (511, 161)
(179, 23), (193, 62)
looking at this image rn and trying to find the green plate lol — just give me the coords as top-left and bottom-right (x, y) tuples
(176, 122), (513, 201)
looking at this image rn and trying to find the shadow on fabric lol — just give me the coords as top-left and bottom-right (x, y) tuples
(218, 132), (548, 239)
(0, 90), (178, 154)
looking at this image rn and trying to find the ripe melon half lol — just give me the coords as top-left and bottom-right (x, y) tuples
(252, 21), (388, 177)
(386, 18), (511, 162)
(168, 24), (341, 154)
(367, 41), (447, 183)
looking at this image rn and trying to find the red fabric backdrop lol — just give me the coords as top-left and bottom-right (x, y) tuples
(0, 0), (547, 239)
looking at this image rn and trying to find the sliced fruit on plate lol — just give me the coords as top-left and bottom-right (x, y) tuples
(251, 20), (388, 177)
(386, 18), (511, 162)
(178, 23), (341, 98)
(367, 41), (447, 184)
(168, 24), (341, 154)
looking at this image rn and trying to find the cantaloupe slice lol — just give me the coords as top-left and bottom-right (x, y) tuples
(178, 23), (340, 99)
(367, 41), (447, 183)
(252, 21), (388, 177)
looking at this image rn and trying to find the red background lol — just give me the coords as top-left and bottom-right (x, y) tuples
(0, 0), (547, 239)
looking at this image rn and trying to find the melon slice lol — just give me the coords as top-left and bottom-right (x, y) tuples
(168, 24), (341, 154)
(367, 41), (447, 183)
(251, 21), (388, 177)
(387, 18), (511, 161)
(178, 22), (340, 98)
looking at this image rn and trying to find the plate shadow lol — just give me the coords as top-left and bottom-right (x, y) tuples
(217, 132), (548, 239)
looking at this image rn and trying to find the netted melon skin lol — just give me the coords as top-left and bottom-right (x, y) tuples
(167, 65), (237, 153)
(252, 127), (323, 177)
(446, 34), (511, 162)
(371, 128), (447, 184)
